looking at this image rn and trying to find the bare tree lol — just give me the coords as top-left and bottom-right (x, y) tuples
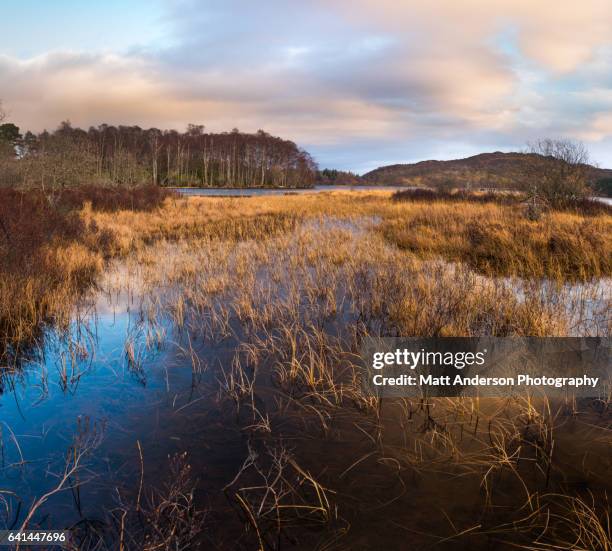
(0, 101), (19, 187)
(6, 121), (318, 190)
(523, 139), (591, 206)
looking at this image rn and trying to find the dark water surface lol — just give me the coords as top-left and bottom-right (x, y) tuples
(0, 273), (231, 534)
(0, 221), (364, 541)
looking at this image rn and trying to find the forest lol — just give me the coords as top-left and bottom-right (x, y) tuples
(0, 120), (318, 189)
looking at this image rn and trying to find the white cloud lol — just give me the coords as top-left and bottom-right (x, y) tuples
(1, 0), (611, 168)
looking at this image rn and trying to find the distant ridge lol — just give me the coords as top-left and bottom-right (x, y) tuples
(361, 151), (612, 188)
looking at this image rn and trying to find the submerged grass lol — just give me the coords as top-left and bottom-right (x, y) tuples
(3, 187), (610, 359)
(0, 189), (104, 361)
(106, 213), (606, 549)
(0, 188), (298, 363)
(2, 189), (611, 548)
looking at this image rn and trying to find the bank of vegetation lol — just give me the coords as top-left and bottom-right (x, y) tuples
(0, 120), (317, 189)
(0, 186), (174, 362)
(392, 187), (612, 214)
(315, 168), (363, 185)
(383, 196), (611, 280)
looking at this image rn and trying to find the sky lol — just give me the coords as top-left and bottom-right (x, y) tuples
(1, 0), (612, 173)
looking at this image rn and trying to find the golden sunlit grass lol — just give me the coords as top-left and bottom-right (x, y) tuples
(90, 191), (612, 280)
(0, 186), (167, 362)
(380, 200), (612, 280)
(3, 189), (610, 549)
(0, 239), (104, 361)
(98, 210), (608, 549)
(3, 189), (610, 362)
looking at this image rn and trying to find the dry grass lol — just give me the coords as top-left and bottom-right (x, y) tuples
(83, 205), (606, 548)
(380, 199), (612, 280)
(89, 192), (612, 281)
(4, 187), (608, 359)
(0, 190), (105, 362)
(3, 189), (610, 549)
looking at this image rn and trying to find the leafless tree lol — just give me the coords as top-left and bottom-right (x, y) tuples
(0, 101), (18, 187)
(10, 122), (317, 190)
(523, 139), (591, 206)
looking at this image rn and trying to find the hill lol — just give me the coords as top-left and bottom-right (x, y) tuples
(361, 152), (612, 191)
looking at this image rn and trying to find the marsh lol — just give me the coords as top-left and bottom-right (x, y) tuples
(0, 189), (610, 550)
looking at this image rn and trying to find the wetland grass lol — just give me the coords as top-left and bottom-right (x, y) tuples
(2, 190), (610, 549)
(0, 186), (171, 365)
(96, 203), (607, 548)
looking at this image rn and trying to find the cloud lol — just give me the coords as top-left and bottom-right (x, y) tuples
(1, 0), (611, 169)
(327, 0), (612, 73)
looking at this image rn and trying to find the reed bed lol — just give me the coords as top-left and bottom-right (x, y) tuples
(66, 208), (607, 549)
(90, 191), (612, 281)
(2, 190), (611, 549)
(380, 200), (612, 280)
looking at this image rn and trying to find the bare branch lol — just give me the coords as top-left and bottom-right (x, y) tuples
(521, 138), (591, 206)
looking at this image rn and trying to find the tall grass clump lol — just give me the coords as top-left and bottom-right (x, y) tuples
(392, 188), (519, 205)
(382, 198), (612, 280)
(392, 187), (612, 215)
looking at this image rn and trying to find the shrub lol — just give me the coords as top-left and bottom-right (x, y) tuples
(0, 186), (172, 362)
(392, 188), (516, 205)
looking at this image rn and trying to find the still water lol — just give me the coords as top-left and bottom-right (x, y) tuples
(171, 184), (408, 196)
(171, 185), (612, 206)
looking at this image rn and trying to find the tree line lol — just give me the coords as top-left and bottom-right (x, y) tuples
(0, 113), (317, 190)
(316, 168), (363, 185)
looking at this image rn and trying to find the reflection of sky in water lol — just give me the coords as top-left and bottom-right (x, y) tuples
(0, 280), (189, 528)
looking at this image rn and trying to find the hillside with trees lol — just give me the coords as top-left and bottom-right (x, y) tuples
(315, 168), (362, 185)
(362, 151), (612, 193)
(0, 117), (317, 189)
